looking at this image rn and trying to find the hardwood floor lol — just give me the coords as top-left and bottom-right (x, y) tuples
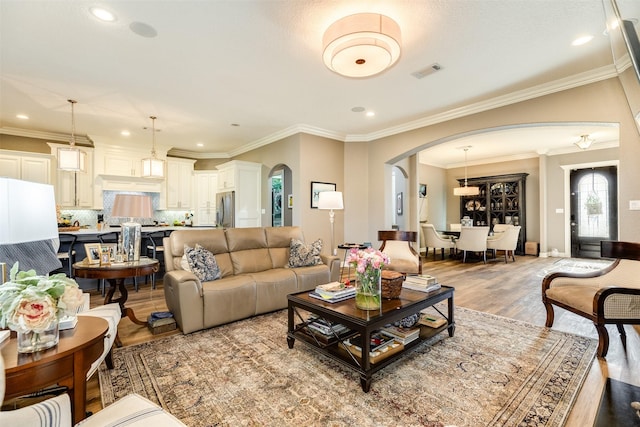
(85, 255), (640, 425)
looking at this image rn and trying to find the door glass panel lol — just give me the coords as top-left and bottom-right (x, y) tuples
(578, 172), (609, 238)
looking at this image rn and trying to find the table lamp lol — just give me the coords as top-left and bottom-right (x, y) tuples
(0, 178), (61, 282)
(111, 194), (153, 262)
(318, 191), (343, 256)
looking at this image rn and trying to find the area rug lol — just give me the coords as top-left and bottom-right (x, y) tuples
(595, 378), (640, 427)
(537, 257), (613, 278)
(99, 307), (597, 427)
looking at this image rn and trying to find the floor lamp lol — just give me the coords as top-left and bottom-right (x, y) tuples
(318, 191), (343, 256)
(111, 194), (153, 262)
(0, 178), (60, 282)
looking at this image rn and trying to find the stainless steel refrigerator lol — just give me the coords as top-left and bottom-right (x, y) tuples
(216, 191), (235, 228)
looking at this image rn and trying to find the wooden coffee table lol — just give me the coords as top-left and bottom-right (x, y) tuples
(287, 285), (455, 392)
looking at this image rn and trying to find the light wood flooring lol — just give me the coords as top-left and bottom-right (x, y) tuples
(85, 255), (640, 425)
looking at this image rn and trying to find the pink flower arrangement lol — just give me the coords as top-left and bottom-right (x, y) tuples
(346, 247), (390, 274)
(0, 263), (83, 333)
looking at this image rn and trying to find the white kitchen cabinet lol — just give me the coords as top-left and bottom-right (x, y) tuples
(48, 144), (94, 208)
(0, 150), (52, 184)
(166, 158), (195, 209)
(215, 160), (261, 227)
(194, 171), (217, 225)
(104, 153), (141, 177)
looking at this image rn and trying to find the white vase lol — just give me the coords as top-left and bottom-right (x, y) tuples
(17, 320), (59, 353)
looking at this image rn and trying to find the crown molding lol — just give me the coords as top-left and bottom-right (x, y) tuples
(167, 149), (230, 160)
(345, 65), (618, 143)
(0, 126), (93, 146)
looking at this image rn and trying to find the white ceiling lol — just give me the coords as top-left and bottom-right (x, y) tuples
(1, 1), (638, 165)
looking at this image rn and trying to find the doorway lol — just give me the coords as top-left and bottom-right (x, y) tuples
(268, 164), (293, 227)
(570, 166), (618, 258)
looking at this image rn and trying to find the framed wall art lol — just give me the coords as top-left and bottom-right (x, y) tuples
(310, 181), (336, 208)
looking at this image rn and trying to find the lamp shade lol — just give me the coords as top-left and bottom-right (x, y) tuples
(142, 157), (164, 178)
(453, 186), (480, 196)
(57, 147), (87, 172)
(111, 194), (153, 219)
(323, 13), (401, 78)
(0, 178), (58, 244)
(318, 191), (344, 210)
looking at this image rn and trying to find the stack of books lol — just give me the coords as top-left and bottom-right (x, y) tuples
(309, 281), (356, 303)
(305, 316), (350, 344)
(380, 324), (420, 345)
(418, 311), (447, 329)
(340, 331), (403, 364)
(402, 274), (442, 293)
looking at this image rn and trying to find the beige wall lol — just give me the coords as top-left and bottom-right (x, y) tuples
(343, 77), (640, 248)
(0, 134), (56, 153)
(418, 163), (448, 229)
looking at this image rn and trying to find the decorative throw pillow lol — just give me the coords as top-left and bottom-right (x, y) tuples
(287, 238), (323, 268)
(184, 243), (221, 282)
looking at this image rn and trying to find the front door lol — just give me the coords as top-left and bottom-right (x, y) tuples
(570, 166), (618, 258)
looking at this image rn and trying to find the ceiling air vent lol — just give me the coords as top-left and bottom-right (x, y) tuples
(411, 63), (442, 79)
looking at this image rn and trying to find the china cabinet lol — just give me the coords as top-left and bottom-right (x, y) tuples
(458, 173), (528, 254)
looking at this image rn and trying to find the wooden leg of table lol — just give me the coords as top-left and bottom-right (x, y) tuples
(123, 307), (148, 326)
(72, 351), (87, 424)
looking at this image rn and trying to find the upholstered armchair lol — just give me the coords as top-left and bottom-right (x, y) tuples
(455, 226), (490, 263)
(542, 241), (640, 358)
(0, 355), (186, 426)
(422, 224), (456, 260)
(378, 230), (422, 275)
(486, 225), (521, 263)
(492, 223), (512, 233)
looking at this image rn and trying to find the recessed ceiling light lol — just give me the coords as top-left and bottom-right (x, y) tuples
(572, 35), (594, 46)
(121, 130), (130, 136)
(366, 111), (375, 117)
(90, 7), (116, 22)
(197, 143), (204, 147)
(16, 114), (29, 120)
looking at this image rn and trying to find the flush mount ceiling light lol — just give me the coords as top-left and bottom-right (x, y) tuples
(322, 13), (401, 78)
(142, 116), (164, 178)
(575, 134), (595, 150)
(57, 99), (87, 172)
(453, 146), (480, 196)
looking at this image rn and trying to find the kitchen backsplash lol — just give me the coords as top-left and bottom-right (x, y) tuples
(59, 191), (192, 227)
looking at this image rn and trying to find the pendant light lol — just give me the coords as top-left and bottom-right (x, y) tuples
(453, 146), (480, 196)
(574, 134), (594, 150)
(142, 115), (164, 178)
(57, 99), (87, 172)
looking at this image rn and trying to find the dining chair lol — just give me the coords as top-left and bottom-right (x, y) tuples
(144, 230), (171, 289)
(455, 226), (490, 263)
(450, 223), (462, 232)
(378, 230), (422, 275)
(422, 224), (456, 260)
(492, 223), (513, 234)
(54, 233), (77, 277)
(487, 226), (521, 263)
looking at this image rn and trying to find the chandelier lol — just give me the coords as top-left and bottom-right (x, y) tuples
(453, 146), (480, 196)
(574, 134), (594, 150)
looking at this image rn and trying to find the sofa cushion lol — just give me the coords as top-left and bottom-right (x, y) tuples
(266, 226), (304, 268)
(288, 238), (323, 268)
(185, 244), (221, 282)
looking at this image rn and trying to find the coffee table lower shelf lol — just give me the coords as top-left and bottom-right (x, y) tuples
(287, 286), (455, 392)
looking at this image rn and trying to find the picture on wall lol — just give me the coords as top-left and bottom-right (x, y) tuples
(419, 184), (427, 198)
(397, 192), (403, 215)
(311, 181), (336, 208)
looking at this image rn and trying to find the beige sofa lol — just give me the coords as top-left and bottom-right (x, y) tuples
(163, 226), (340, 333)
